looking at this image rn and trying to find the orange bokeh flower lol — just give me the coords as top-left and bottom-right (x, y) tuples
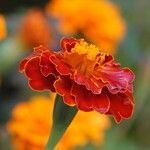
(19, 38), (135, 123)
(18, 8), (53, 48)
(46, 0), (126, 54)
(7, 95), (110, 150)
(0, 14), (7, 40)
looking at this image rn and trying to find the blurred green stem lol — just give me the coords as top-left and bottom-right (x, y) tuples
(46, 94), (78, 150)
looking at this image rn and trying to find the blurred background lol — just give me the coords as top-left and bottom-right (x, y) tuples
(0, 0), (150, 149)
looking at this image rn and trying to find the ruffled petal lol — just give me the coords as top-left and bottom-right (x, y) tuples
(61, 37), (79, 52)
(19, 54), (40, 73)
(29, 74), (56, 92)
(94, 65), (135, 94)
(24, 57), (56, 92)
(40, 51), (58, 77)
(50, 54), (72, 75)
(19, 58), (29, 72)
(54, 76), (75, 106)
(72, 84), (110, 113)
(107, 91), (134, 123)
(74, 71), (106, 94)
(19, 45), (49, 72)
(24, 57), (42, 79)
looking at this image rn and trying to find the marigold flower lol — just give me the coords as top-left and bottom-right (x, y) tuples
(18, 8), (53, 48)
(19, 38), (135, 123)
(46, 0), (126, 53)
(7, 95), (110, 150)
(0, 14), (7, 40)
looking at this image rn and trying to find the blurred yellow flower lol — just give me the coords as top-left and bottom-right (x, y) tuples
(46, 0), (126, 54)
(7, 95), (110, 150)
(18, 8), (53, 48)
(0, 14), (7, 40)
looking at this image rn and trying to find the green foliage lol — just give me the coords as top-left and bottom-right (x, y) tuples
(46, 95), (78, 150)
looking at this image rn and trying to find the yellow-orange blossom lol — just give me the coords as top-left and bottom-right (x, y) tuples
(0, 14), (7, 40)
(7, 95), (110, 150)
(18, 9), (53, 48)
(47, 0), (126, 54)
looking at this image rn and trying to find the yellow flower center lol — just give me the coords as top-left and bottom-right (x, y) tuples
(71, 39), (100, 60)
(64, 39), (108, 77)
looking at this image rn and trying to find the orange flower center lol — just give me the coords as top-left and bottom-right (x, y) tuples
(64, 40), (107, 76)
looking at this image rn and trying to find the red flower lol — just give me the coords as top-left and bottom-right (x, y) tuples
(20, 38), (135, 123)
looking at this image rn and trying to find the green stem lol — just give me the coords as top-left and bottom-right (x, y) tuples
(46, 94), (78, 150)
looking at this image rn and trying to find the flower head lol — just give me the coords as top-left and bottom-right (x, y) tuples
(20, 37), (135, 123)
(46, 0), (126, 53)
(18, 8), (53, 48)
(0, 14), (7, 40)
(7, 95), (110, 150)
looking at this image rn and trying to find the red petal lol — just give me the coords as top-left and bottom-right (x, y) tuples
(19, 45), (49, 72)
(29, 74), (56, 92)
(24, 57), (43, 79)
(40, 51), (58, 77)
(72, 84), (110, 113)
(107, 92), (134, 123)
(19, 54), (39, 73)
(61, 37), (79, 52)
(24, 57), (56, 92)
(50, 54), (72, 75)
(92, 92), (110, 113)
(54, 76), (75, 106)
(74, 71), (106, 94)
(94, 65), (135, 94)
(19, 58), (29, 72)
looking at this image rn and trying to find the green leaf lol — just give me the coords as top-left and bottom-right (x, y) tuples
(46, 94), (78, 150)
